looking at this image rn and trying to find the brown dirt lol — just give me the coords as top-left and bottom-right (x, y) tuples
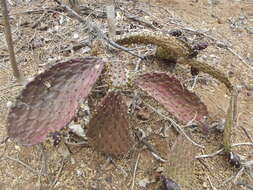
(1, 0), (253, 189)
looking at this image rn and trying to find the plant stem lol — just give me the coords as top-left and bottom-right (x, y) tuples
(1, 0), (24, 82)
(223, 89), (238, 153)
(106, 0), (116, 38)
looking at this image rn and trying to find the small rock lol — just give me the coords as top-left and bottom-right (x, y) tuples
(209, 54), (218, 59)
(69, 124), (85, 138)
(14, 145), (21, 151)
(202, 181), (208, 188)
(246, 27), (253, 34)
(138, 177), (150, 188)
(77, 110), (86, 118)
(73, 33), (79, 39)
(76, 169), (82, 176)
(208, 0), (219, 5)
(211, 119), (225, 133)
(216, 41), (228, 48)
(71, 157), (76, 164)
(6, 101), (13, 108)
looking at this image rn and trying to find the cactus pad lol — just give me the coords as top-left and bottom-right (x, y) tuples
(135, 72), (208, 124)
(165, 134), (198, 189)
(110, 61), (128, 87)
(86, 91), (133, 158)
(7, 57), (104, 145)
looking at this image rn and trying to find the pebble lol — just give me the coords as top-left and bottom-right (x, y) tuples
(6, 101), (13, 108)
(69, 124), (86, 138)
(138, 177), (150, 188)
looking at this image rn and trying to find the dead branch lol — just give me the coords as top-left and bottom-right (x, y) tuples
(0, 0), (24, 82)
(31, 10), (47, 29)
(52, 0), (143, 59)
(106, 0), (116, 38)
(240, 126), (253, 143)
(50, 158), (66, 189)
(131, 153), (140, 190)
(195, 148), (224, 159)
(196, 142), (253, 159)
(4, 155), (45, 176)
(145, 103), (205, 148)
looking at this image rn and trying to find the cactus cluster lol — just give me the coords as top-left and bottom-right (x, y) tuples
(6, 30), (226, 158)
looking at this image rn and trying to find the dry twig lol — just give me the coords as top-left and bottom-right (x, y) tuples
(145, 103), (205, 148)
(131, 153), (140, 190)
(31, 10), (47, 29)
(109, 158), (128, 176)
(196, 142), (253, 159)
(219, 167), (245, 189)
(0, 136), (9, 144)
(207, 176), (218, 190)
(240, 126), (253, 143)
(4, 155), (45, 176)
(236, 182), (253, 190)
(1, 0), (24, 82)
(53, 0), (143, 59)
(135, 130), (167, 163)
(230, 167), (245, 189)
(50, 158), (66, 189)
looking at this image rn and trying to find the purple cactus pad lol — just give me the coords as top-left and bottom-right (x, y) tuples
(7, 57), (104, 145)
(135, 72), (208, 124)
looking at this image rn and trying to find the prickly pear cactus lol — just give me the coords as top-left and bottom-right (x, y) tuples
(87, 91), (133, 158)
(135, 72), (208, 124)
(7, 57), (104, 145)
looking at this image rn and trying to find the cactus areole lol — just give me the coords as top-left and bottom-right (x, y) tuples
(7, 57), (104, 146)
